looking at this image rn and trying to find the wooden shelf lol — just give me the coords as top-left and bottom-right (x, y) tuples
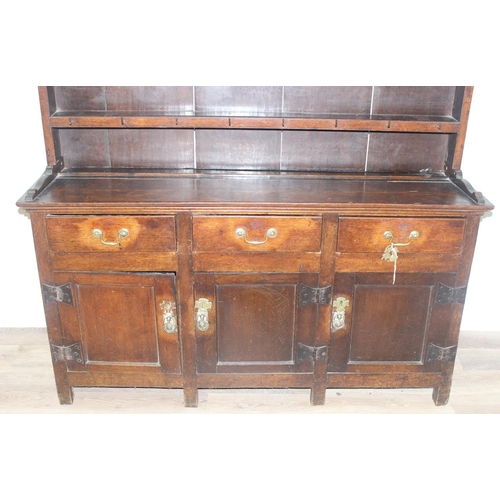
(49, 111), (461, 133)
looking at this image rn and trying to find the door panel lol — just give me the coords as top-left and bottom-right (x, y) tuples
(349, 285), (432, 363)
(78, 283), (158, 363)
(216, 284), (296, 364)
(328, 272), (457, 373)
(195, 273), (319, 374)
(54, 272), (181, 374)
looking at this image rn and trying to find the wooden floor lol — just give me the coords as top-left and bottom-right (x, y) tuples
(1, 327), (499, 414)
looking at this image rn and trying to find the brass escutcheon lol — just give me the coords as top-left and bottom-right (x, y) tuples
(331, 296), (350, 331)
(160, 301), (177, 334)
(195, 298), (212, 332)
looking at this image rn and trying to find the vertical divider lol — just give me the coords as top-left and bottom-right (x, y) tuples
(176, 211), (198, 407)
(310, 213), (338, 405)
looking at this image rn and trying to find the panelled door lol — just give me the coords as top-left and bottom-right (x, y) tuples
(51, 272), (181, 374)
(328, 272), (460, 374)
(194, 273), (324, 374)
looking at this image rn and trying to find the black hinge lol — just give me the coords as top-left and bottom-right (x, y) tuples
(427, 343), (458, 363)
(435, 283), (467, 306)
(297, 343), (328, 363)
(299, 284), (332, 307)
(51, 343), (84, 364)
(42, 283), (74, 306)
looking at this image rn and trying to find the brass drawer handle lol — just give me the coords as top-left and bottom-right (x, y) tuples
(91, 228), (129, 246)
(235, 227), (278, 245)
(383, 230), (420, 248)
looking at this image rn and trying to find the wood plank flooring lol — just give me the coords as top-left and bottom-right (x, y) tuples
(1, 327), (499, 413)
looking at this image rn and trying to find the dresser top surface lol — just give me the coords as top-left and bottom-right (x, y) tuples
(18, 173), (492, 215)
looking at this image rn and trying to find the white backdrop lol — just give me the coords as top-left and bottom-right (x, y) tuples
(1, 85), (498, 331)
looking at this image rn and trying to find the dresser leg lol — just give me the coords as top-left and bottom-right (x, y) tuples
(310, 387), (326, 405)
(432, 385), (451, 406)
(56, 385), (74, 405)
(184, 387), (199, 407)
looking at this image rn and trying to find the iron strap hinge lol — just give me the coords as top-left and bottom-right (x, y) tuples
(299, 284), (332, 307)
(427, 343), (458, 363)
(51, 343), (84, 365)
(297, 343), (328, 363)
(42, 283), (74, 306)
(435, 283), (467, 306)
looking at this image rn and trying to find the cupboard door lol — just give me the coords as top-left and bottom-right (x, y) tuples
(53, 272), (181, 374)
(195, 273), (321, 374)
(328, 273), (458, 373)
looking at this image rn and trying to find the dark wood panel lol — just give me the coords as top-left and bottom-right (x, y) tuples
(367, 133), (450, 173)
(326, 372), (441, 388)
(67, 371), (183, 388)
(54, 86), (106, 111)
(196, 130), (281, 170)
(349, 285), (432, 362)
(105, 86), (193, 112)
(196, 373), (312, 388)
(60, 129), (195, 169)
(195, 86), (282, 114)
(55, 272), (180, 372)
(328, 272), (457, 374)
(216, 284), (296, 363)
(78, 282), (159, 364)
(193, 252), (320, 273)
(281, 131), (368, 171)
(109, 129), (194, 168)
(59, 129), (110, 167)
(334, 253), (460, 274)
(283, 86), (372, 115)
(372, 87), (456, 116)
(50, 252), (178, 272)
(195, 273), (318, 375)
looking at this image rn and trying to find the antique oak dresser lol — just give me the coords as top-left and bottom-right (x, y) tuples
(17, 86), (493, 407)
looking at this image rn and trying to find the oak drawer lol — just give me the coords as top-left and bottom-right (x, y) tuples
(337, 217), (465, 254)
(46, 215), (176, 253)
(192, 216), (322, 253)
(335, 217), (465, 274)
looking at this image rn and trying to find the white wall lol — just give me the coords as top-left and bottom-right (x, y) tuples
(1, 86), (499, 331)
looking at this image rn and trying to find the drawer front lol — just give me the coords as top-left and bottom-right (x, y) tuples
(46, 215), (176, 253)
(193, 216), (322, 253)
(337, 217), (465, 254)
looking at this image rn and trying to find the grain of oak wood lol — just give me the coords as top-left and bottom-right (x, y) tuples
(1, 328), (499, 414)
